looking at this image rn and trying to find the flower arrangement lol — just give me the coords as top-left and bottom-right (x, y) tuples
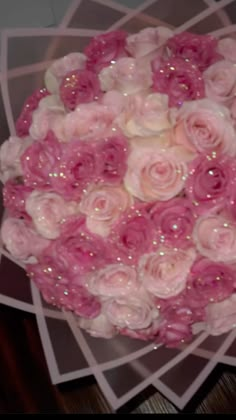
(2, 26), (236, 348)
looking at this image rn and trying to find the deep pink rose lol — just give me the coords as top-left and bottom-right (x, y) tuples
(186, 258), (236, 309)
(158, 309), (193, 348)
(96, 135), (129, 185)
(152, 57), (205, 107)
(85, 30), (128, 73)
(21, 132), (62, 187)
(167, 32), (221, 71)
(148, 197), (195, 248)
(60, 69), (101, 111)
(185, 154), (236, 215)
(52, 140), (99, 199)
(29, 264), (101, 318)
(51, 216), (111, 277)
(16, 88), (49, 137)
(110, 206), (155, 265)
(3, 179), (33, 220)
(120, 319), (160, 341)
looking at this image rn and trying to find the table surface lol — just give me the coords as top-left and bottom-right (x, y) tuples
(1, 304), (236, 414)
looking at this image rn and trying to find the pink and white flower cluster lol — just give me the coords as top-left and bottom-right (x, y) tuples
(2, 27), (236, 347)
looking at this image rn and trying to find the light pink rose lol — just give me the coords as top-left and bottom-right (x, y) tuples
(203, 60), (236, 103)
(217, 38), (236, 63)
(117, 93), (171, 138)
(104, 292), (159, 330)
(171, 99), (236, 156)
(78, 313), (117, 338)
(1, 217), (49, 261)
(25, 190), (78, 239)
(120, 318), (160, 341)
(138, 248), (196, 299)
(29, 96), (65, 141)
(124, 145), (188, 202)
(126, 26), (173, 59)
(87, 264), (138, 298)
(44, 52), (86, 94)
(206, 294), (236, 335)
(193, 214), (236, 263)
(99, 57), (152, 95)
(57, 102), (119, 142)
(0, 136), (32, 183)
(80, 185), (132, 237)
(100, 90), (126, 115)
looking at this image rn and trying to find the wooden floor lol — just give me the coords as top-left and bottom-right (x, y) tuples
(1, 304), (236, 414)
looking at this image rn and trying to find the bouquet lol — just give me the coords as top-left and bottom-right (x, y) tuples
(1, 0), (236, 410)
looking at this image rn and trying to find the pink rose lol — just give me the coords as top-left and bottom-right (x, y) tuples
(110, 206), (155, 265)
(126, 26), (173, 59)
(25, 190), (78, 239)
(21, 132), (62, 187)
(51, 140), (99, 200)
(15, 88), (49, 137)
(85, 30), (128, 73)
(78, 313), (116, 338)
(87, 264), (138, 298)
(96, 136), (129, 185)
(1, 217), (49, 261)
(138, 248), (196, 299)
(103, 292), (159, 330)
(80, 185), (132, 237)
(59, 69), (101, 111)
(203, 60), (236, 103)
(193, 214), (236, 263)
(185, 154), (236, 214)
(44, 52), (86, 94)
(152, 57), (205, 107)
(124, 145), (188, 202)
(100, 90), (126, 114)
(171, 99), (236, 156)
(167, 32), (221, 71)
(0, 136), (33, 183)
(59, 102), (119, 142)
(99, 57), (152, 95)
(3, 180), (32, 220)
(149, 197), (194, 248)
(186, 258), (235, 308)
(29, 265), (101, 318)
(206, 294), (236, 335)
(117, 92), (171, 138)
(51, 216), (111, 277)
(217, 38), (236, 63)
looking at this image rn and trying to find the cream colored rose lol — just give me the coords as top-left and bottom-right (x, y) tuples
(44, 52), (86, 94)
(78, 313), (117, 338)
(117, 93), (171, 138)
(25, 190), (78, 239)
(99, 57), (152, 95)
(80, 185), (132, 237)
(126, 26), (173, 59)
(0, 136), (32, 183)
(124, 145), (188, 202)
